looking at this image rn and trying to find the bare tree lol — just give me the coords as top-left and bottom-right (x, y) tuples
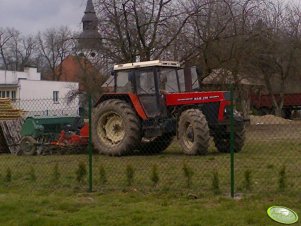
(180, 0), (240, 84)
(217, 0), (265, 117)
(16, 35), (36, 70)
(250, 0), (301, 116)
(36, 27), (74, 80)
(0, 28), (18, 70)
(0, 28), (37, 71)
(94, 0), (192, 63)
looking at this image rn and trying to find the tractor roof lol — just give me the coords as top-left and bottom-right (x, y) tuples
(113, 60), (181, 71)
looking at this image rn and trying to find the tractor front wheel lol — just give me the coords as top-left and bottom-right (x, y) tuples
(178, 109), (210, 155)
(20, 136), (37, 155)
(92, 99), (141, 156)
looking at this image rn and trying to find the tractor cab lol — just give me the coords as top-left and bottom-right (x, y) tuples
(113, 60), (183, 118)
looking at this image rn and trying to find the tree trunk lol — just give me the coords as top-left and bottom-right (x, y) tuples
(239, 86), (250, 119)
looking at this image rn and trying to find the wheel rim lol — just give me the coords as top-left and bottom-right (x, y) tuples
(183, 123), (194, 149)
(97, 112), (125, 146)
(21, 138), (35, 154)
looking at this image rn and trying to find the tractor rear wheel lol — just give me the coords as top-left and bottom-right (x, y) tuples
(178, 109), (210, 155)
(213, 124), (245, 153)
(139, 134), (174, 154)
(20, 136), (37, 155)
(92, 99), (141, 156)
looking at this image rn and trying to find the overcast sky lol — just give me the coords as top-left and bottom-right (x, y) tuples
(0, 0), (86, 35)
(0, 0), (300, 36)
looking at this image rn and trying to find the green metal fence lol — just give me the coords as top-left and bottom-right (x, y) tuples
(0, 95), (300, 200)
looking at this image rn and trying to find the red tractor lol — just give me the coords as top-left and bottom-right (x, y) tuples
(92, 60), (245, 156)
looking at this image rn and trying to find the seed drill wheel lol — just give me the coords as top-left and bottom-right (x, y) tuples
(20, 136), (37, 155)
(178, 109), (210, 155)
(92, 99), (141, 156)
(139, 134), (174, 154)
(213, 124), (245, 153)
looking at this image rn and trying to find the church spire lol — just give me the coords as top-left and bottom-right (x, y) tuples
(85, 0), (95, 14)
(81, 0), (98, 32)
(78, 0), (101, 49)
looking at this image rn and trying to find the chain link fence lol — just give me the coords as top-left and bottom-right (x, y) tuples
(0, 97), (88, 191)
(236, 114), (301, 195)
(0, 96), (300, 198)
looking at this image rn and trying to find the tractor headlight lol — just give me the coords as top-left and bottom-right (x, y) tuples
(224, 107), (242, 117)
(224, 106), (230, 115)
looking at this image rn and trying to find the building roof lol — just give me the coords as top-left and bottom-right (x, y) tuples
(202, 69), (264, 86)
(0, 84), (18, 88)
(85, 0), (95, 13)
(78, 0), (101, 43)
(53, 55), (101, 91)
(113, 60), (181, 71)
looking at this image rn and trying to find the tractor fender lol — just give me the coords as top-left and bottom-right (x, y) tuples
(94, 93), (148, 120)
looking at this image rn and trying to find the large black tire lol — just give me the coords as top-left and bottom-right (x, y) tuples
(178, 109), (210, 155)
(20, 136), (37, 155)
(139, 134), (174, 154)
(213, 124), (245, 153)
(92, 99), (141, 156)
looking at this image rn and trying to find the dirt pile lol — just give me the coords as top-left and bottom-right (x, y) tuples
(250, 115), (292, 125)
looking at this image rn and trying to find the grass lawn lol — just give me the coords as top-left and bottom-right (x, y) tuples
(1, 124), (301, 225)
(1, 190), (300, 226)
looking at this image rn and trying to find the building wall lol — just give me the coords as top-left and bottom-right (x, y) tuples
(0, 67), (80, 117)
(15, 80), (79, 117)
(0, 67), (40, 84)
(18, 80), (77, 99)
(0, 67), (41, 100)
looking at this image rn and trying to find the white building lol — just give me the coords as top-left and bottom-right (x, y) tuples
(0, 67), (40, 99)
(0, 67), (79, 117)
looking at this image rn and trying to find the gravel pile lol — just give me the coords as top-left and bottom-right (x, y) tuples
(250, 115), (292, 125)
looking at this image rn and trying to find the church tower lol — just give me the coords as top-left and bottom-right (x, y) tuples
(78, 0), (101, 52)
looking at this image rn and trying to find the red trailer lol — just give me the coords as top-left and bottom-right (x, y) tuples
(251, 93), (301, 118)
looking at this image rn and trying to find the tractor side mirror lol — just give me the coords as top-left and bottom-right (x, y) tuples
(111, 70), (115, 76)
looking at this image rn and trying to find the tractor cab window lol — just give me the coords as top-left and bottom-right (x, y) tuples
(116, 71), (133, 92)
(177, 69), (186, 92)
(136, 70), (156, 94)
(191, 68), (200, 90)
(159, 68), (182, 93)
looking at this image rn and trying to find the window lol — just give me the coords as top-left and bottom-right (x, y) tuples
(137, 70), (156, 94)
(0, 90), (16, 100)
(11, 91), (16, 100)
(116, 71), (133, 92)
(53, 91), (59, 103)
(159, 68), (180, 93)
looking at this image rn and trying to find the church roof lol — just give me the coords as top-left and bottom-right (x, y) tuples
(79, 0), (101, 45)
(85, 0), (95, 14)
(82, 0), (98, 23)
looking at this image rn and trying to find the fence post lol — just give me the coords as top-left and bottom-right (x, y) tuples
(88, 94), (93, 192)
(230, 84), (235, 198)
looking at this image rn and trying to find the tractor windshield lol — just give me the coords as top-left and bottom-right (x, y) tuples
(159, 68), (184, 93)
(136, 70), (156, 94)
